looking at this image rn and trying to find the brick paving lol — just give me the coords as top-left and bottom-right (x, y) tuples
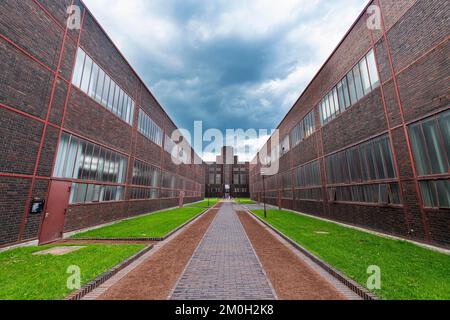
(170, 202), (277, 300)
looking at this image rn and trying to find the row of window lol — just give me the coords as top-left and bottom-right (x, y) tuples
(54, 133), (128, 184)
(138, 109), (163, 146)
(325, 134), (396, 185)
(290, 111), (315, 147)
(130, 187), (159, 200)
(70, 183), (125, 204)
(419, 180), (449, 208)
(329, 183), (401, 205)
(294, 161), (321, 188)
(409, 110), (449, 176)
(320, 49), (379, 125)
(295, 188), (323, 201)
(72, 48), (135, 124)
(409, 110), (449, 209)
(233, 174), (248, 185)
(132, 160), (160, 187)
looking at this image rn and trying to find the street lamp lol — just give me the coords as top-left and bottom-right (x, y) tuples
(207, 184), (210, 207)
(262, 175), (267, 218)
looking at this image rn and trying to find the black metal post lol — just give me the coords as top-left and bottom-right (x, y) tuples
(262, 175), (267, 218)
(207, 184), (210, 207)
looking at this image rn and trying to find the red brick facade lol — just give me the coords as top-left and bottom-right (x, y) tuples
(0, 0), (204, 246)
(250, 0), (449, 248)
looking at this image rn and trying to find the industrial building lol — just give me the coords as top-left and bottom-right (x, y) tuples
(0, 0), (204, 246)
(205, 147), (250, 199)
(250, 0), (449, 248)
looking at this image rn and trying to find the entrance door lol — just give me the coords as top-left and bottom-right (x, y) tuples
(39, 181), (71, 245)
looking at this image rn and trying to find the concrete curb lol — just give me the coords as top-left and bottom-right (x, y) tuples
(71, 208), (212, 243)
(64, 244), (154, 300)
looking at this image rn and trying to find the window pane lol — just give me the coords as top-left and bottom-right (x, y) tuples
(438, 111), (450, 161)
(380, 137), (396, 178)
(436, 179), (450, 208)
(359, 57), (372, 94)
(422, 119), (446, 174)
(420, 181), (437, 207)
(409, 123), (430, 176)
(108, 82), (116, 111)
(102, 75), (110, 107)
(366, 50), (380, 88)
(95, 68), (105, 103)
(337, 81), (346, 112)
(347, 71), (358, 105)
(341, 77), (351, 109)
(72, 48), (86, 87)
(352, 64), (364, 100)
(332, 87), (340, 115)
(53, 133), (70, 177)
(373, 140), (387, 179)
(118, 89), (124, 119)
(113, 86), (120, 114)
(80, 55), (93, 93)
(88, 64), (99, 99)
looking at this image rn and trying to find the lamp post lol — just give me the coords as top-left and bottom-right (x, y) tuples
(262, 174), (267, 219)
(207, 184), (210, 207)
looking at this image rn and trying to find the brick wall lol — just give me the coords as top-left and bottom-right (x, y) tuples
(0, 0), (204, 246)
(251, 0), (450, 248)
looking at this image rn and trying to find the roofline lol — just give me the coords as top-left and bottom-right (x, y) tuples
(79, 0), (200, 158)
(276, 0), (373, 130)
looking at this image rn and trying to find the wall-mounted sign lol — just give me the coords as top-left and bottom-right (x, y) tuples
(30, 198), (45, 214)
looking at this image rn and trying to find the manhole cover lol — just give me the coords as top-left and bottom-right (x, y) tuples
(33, 246), (86, 256)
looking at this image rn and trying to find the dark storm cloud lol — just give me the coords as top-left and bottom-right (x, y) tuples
(84, 0), (368, 160)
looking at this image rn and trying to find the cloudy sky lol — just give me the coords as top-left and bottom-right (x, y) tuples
(83, 0), (368, 161)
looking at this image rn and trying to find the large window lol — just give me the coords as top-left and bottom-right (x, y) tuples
(53, 133), (128, 204)
(138, 109), (163, 146)
(294, 161), (322, 200)
(409, 110), (449, 208)
(325, 134), (400, 205)
(320, 49), (380, 124)
(290, 110), (315, 147)
(72, 48), (135, 125)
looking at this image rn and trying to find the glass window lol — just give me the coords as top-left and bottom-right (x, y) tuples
(359, 57), (372, 95)
(366, 49), (380, 89)
(347, 70), (358, 105)
(88, 64), (99, 99)
(439, 111), (450, 158)
(341, 77), (351, 109)
(337, 81), (346, 112)
(95, 68), (105, 102)
(352, 64), (364, 100)
(102, 74), (111, 107)
(422, 119), (447, 174)
(107, 82), (116, 111)
(72, 48), (86, 87)
(80, 55), (93, 93)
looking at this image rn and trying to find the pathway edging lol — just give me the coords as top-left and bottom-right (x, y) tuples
(244, 207), (378, 300)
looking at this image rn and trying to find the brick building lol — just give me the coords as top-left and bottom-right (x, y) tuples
(250, 0), (449, 248)
(0, 0), (204, 247)
(205, 147), (250, 198)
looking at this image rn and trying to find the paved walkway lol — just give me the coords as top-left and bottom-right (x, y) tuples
(170, 202), (277, 300)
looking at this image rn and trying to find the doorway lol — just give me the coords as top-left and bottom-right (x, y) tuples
(38, 181), (71, 245)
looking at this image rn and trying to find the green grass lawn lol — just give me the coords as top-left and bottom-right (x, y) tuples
(252, 209), (450, 300)
(236, 198), (257, 204)
(188, 198), (220, 208)
(71, 207), (205, 239)
(0, 244), (144, 300)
